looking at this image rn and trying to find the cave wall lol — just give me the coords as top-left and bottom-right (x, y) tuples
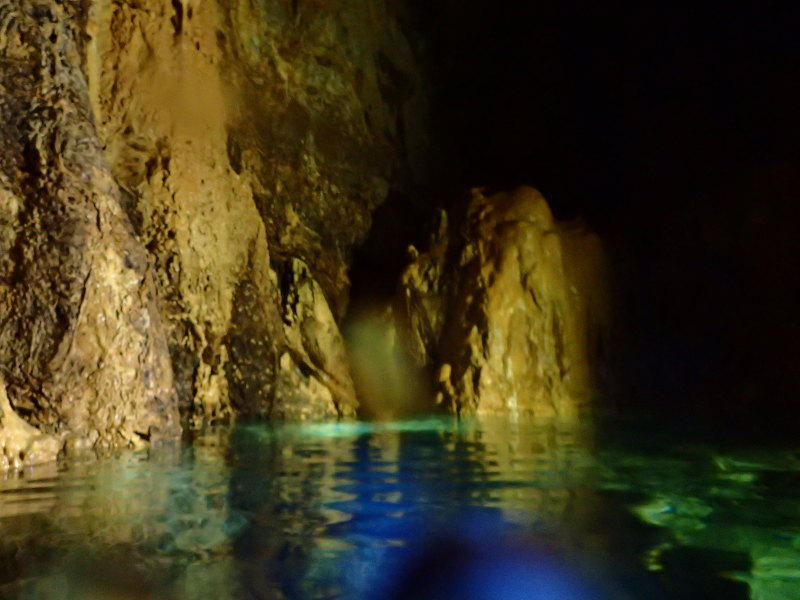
(408, 0), (800, 429)
(0, 0), (179, 457)
(85, 0), (432, 422)
(398, 187), (610, 418)
(0, 0), (433, 457)
(9, 0), (783, 458)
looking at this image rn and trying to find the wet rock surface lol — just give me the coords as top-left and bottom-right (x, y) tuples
(273, 258), (357, 420)
(0, 377), (60, 470)
(0, 0), (432, 454)
(0, 0), (612, 457)
(0, 0), (180, 452)
(86, 0), (430, 423)
(398, 187), (610, 417)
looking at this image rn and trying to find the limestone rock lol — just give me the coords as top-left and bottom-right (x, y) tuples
(397, 209), (450, 366)
(272, 352), (340, 422)
(398, 187), (610, 417)
(274, 259), (357, 420)
(0, 377), (60, 470)
(85, 0), (430, 421)
(0, 0), (180, 450)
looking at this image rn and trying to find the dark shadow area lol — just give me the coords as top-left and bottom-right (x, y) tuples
(348, 191), (433, 309)
(346, 0), (800, 434)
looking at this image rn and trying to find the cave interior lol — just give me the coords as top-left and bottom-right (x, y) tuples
(348, 0), (800, 435)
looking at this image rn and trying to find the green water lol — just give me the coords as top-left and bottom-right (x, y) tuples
(0, 417), (798, 599)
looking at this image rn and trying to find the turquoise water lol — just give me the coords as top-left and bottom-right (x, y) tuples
(0, 417), (798, 599)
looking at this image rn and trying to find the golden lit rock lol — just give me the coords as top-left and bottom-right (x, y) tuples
(0, 0), (180, 451)
(399, 187), (610, 417)
(274, 259), (357, 420)
(0, 0), (430, 452)
(82, 0), (429, 423)
(0, 377), (60, 470)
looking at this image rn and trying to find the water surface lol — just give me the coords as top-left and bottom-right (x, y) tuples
(0, 417), (798, 599)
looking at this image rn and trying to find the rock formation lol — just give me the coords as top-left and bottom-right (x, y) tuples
(273, 258), (357, 421)
(0, 0), (180, 455)
(0, 376), (61, 470)
(85, 0), (430, 424)
(398, 187), (610, 418)
(0, 0), (431, 462)
(0, 0), (608, 465)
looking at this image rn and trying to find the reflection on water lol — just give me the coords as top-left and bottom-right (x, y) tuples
(0, 417), (796, 599)
(227, 418), (594, 600)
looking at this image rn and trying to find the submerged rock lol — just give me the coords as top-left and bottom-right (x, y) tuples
(398, 187), (610, 417)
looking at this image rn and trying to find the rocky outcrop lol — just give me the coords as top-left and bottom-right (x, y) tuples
(273, 258), (357, 420)
(0, 0), (606, 455)
(85, 0), (430, 422)
(0, 377), (60, 470)
(398, 187), (610, 417)
(0, 0), (180, 454)
(0, 0), (431, 457)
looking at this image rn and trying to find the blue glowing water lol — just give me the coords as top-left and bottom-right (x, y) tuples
(0, 417), (798, 599)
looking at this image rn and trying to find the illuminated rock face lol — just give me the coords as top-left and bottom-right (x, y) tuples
(83, 0), (428, 423)
(399, 187), (610, 417)
(273, 259), (358, 421)
(0, 0), (601, 457)
(0, 377), (61, 470)
(0, 0), (429, 453)
(0, 0), (180, 454)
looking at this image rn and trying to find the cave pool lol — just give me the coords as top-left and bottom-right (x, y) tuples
(0, 417), (798, 599)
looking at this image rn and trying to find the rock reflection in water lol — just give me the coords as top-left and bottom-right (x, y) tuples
(0, 417), (778, 600)
(226, 417), (596, 600)
(0, 431), (241, 600)
(0, 419), (598, 600)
